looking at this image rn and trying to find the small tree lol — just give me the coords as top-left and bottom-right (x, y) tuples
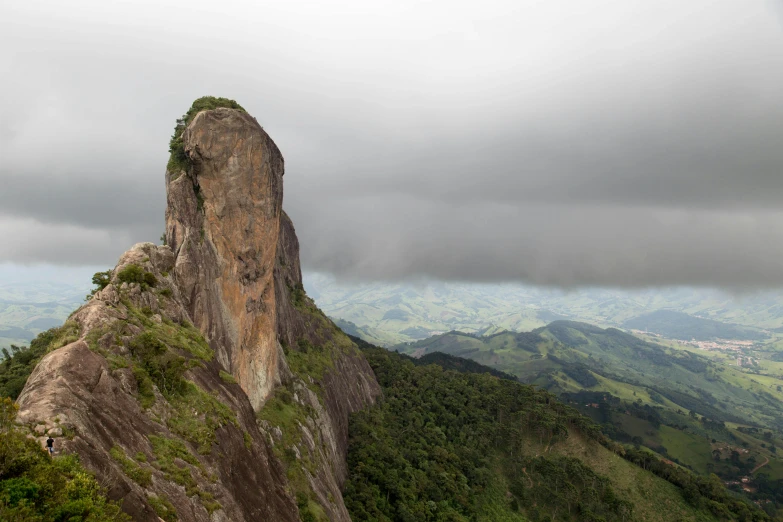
(85, 270), (112, 300)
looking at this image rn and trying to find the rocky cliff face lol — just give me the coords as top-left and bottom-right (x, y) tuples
(15, 101), (381, 521)
(166, 108), (285, 410)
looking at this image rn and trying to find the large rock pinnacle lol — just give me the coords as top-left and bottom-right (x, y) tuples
(15, 101), (380, 522)
(166, 108), (286, 409)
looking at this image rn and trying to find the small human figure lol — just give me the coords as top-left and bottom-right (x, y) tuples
(46, 436), (54, 457)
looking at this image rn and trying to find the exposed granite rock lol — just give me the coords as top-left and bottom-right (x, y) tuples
(16, 104), (381, 521)
(17, 243), (297, 522)
(166, 108), (285, 410)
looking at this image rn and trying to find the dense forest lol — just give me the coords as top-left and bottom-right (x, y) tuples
(345, 338), (771, 521)
(412, 351), (518, 381)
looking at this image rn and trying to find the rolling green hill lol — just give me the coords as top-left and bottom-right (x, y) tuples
(351, 334), (517, 380)
(345, 342), (770, 521)
(332, 318), (400, 347)
(0, 281), (89, 350)
(388, 321), (783, 512)
(413, 351), (518, 380)
(623, 310), (769, 341)
(396, 321), (783, 428)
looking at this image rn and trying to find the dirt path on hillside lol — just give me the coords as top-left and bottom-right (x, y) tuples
(751, 456), (770, 474)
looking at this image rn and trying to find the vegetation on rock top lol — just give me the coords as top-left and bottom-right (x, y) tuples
(167, 96), (246, 173)
(117, 264), (158, 289)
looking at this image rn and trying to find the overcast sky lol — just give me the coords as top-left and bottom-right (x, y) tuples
(2, 0), (783, 288)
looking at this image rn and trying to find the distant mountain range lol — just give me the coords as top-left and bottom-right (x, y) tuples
(306, 273), (783, 345)
(623, 309), (769, 341)
(5, 274), (781, 350)
(0, 281), (88, 348)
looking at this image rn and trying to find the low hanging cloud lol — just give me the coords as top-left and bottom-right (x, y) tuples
(1, 0), (783, 287)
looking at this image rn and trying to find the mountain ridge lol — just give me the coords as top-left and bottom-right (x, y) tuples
(11, 98), (380, 521)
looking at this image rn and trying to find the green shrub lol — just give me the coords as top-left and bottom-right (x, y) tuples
(0, 344), (42, 400)
(143, 272), (158, 288)
(0, 477), (39, 506)
(149, 436), (202, 495)
(125, 312), (236, 450)
(109, 446), (152, 487)
(287, 340), (333, 381)
(148, 494), (177, 522)
(129, 332), (187, 397)
(219, 370), (237, 384)
(125, 306), (213, 362)
(290, 283), (307, 309)
(117, 264), (146, 285)
(132, 366), (156, 409)
(148, 435), (220, 513)
(48, 321), (81, 351)
(117, 264), (158, 291)
(202, 498), (222, 514)
(296, 491), (318, 522)
(166, 381), (238, 454)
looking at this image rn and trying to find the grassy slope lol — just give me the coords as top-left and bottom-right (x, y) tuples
(390, 321), (783, 501)
(549, 435), (715, 522)
(345, 344), (738, 522)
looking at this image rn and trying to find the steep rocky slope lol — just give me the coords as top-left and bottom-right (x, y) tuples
(15, 99), (380, 521)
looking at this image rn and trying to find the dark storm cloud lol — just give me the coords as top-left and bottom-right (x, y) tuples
(2, 0), (783, 286)
(294, 197), (783, 287)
